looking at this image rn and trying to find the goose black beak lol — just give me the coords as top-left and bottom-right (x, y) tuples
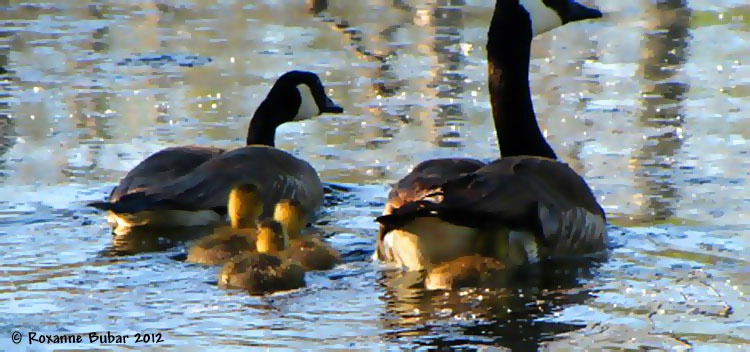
(323, 96), (344, 114)
(564, 0), (604, 23)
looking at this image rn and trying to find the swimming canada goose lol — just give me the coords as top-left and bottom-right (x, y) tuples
(89, 70), (343, 229)
(273, 199), (340, 271)
(219, 219), (306, 295)
(375, 0), (607, 271)
(186, 183), (263, 265)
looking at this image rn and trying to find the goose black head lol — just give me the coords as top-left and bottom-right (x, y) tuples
(522, 0), (603, 36)
(490, 0), (602, 43)
(247, 70), (343, 146)
(487, 0), (603, 68)
(266, 70), (343, 122)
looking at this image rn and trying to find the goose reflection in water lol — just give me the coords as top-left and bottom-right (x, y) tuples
(377, 257), (603, 350)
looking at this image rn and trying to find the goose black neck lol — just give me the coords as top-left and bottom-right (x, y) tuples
(245, 100), (283, 147)
(487, 7), (557, 160)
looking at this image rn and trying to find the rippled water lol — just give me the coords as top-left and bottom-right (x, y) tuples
(1, 0), (748, 350)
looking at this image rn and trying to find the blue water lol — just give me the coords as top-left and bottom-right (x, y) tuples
(1, 0), (748, 350)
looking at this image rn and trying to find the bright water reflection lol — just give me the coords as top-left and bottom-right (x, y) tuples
(1, 0), (748, 350)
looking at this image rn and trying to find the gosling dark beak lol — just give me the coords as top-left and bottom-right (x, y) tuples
(323, 96), (344, 114)
(563, 0), (604, 23)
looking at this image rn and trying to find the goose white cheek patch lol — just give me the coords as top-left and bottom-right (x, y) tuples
(295, 84), (320, 121)
(520, 0), (563, 36)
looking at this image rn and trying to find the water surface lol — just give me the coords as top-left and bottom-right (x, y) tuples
(1, 0), (748, 350)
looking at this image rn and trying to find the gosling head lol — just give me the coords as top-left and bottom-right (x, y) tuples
(273, 199), (307, 239)
(227, 183), (264, 229)
(255, 219), (289, 253)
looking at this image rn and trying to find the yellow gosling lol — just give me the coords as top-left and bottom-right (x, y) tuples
(273, 199), (307, 239)
(186, 183), (264, 265)
(286, 236), (340, 271)
(274, 199), (340, 271)
(219, 219), (305, 295)
(424, 255), (509, 291)
(227, 183), (264, 229)
(255, 218), (289, 253)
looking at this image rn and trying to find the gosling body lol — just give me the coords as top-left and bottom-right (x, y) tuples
(425, 255), (509, 291)
(219, 219), (306, 295)
(186, 184), (263, 265)
(273, 199), (340, 271)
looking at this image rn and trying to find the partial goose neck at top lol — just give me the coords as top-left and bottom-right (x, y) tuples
(245, 98), (292, 147)
(487, 2), (557, 160)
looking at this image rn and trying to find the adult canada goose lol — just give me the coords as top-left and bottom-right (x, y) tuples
(375, 0), (607, 271)
(185, 183), (263, 265)
(273, 199), (340, 271)
(219, 219), (306, 295)
(89, 70), (343, 229)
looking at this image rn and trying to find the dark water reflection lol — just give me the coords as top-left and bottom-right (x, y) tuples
(378, 258), (602, 350)
(1, 0), (748, 350)
(634, 0), (691, 223)
(98, 225), (214, 257)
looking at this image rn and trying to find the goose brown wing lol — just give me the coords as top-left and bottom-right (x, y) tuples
(99, 146), (323, 218)
(376, 158), (485, 259)
(109, 146), (225, 201)
(377, 157), (537, 229)
(383, 158), (485, 212)
(440, 157), (602, 214)
(462, 156), (607, 255)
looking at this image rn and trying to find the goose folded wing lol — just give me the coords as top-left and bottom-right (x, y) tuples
(110, 146), (226, 201)
(384, 158), (485, 211)
(99, 147), (314, 215)
(378, 157), (603, 238)
(380, 161), (543, 229)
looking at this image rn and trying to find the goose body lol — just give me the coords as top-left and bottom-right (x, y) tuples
(376, 0), (607, 271)
(104, 146), (226, 228)
(108, 145), (225, 202)
(90, 70), (343, 230)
